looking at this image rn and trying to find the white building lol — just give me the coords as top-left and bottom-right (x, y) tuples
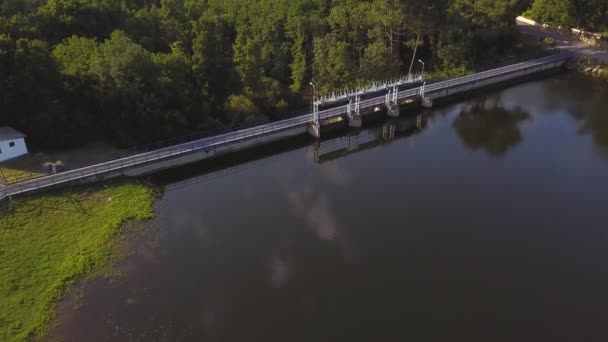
(0, 127), (28, 162)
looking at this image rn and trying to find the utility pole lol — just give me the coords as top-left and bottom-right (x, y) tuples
(408, 33), (421, 77)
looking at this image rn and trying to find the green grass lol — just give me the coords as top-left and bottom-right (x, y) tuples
(0, 182), (155, 341)
(0, 168), (44, 185)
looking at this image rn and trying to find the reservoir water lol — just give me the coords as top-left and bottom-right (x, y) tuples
(51, 74), (608, 341)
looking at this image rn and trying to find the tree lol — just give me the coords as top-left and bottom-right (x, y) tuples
(0, 35), (66, 146)
(124, 7), (169, 52)
(285, 0), (325, 93)
(370, 0), (405, 64)
(313, 36), (355, 92)
(92, 30), (157, 92)
(39, 0), (126, 43)
(525, 0), (575, 28)
(153, 43), (195, 127)
(192, 14), (237, 118)
(0, 0), (43, 16)
(231, 0), (292, 115)
(224, 94), (259, 123)
(52, 35), (98, 77)
(361, 40), (394, 80)
(91, 30), (161, 144)
(0, 0), (553, 149)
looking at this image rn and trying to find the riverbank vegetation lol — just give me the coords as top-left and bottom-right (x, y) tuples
(1, 0), (533, 149)
(575, 57), (608, 81)
(0, 182), (154, 341)
(525, 0), (608, 32)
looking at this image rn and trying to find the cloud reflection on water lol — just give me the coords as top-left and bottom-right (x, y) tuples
(269, 256), (291, 289)
(287, 186), (338, 242)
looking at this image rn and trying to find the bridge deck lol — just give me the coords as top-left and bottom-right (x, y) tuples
(0, 52), (573, 200)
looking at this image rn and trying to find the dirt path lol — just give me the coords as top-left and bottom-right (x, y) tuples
(517, 19), (608, 63)
(0, 142), (126, 183)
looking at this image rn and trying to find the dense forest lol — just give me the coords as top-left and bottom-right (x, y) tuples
(525, 0), (608, 31)
(0, 0), (531, 148)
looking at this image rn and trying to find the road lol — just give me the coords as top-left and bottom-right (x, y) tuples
(517, 18), (608, 62)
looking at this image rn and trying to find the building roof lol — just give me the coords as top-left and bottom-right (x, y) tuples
(0, 127), (26, 140)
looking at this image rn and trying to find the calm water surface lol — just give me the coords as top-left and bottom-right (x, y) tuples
(51, 75), (608, 341)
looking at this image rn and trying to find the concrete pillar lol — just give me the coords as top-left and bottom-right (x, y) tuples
(347, 96), (362, 128)
(386, 86), (399, 118)
(308, 123), (321, 139)
(348, 115), (362, 128)
(421, 97), (433, 108)
(387, 103), (400, 118)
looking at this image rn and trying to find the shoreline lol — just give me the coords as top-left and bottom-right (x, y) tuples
(0, 181), (157, 341)
(571, 57), (608, 81)
(45, 215), (162, 341)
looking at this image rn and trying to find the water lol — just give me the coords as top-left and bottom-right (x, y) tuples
(50, 74), (608, 341)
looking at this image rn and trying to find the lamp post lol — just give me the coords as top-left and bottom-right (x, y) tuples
(418, 59), (425, 78)
(418, 59), (426, 97)
(309, 82), (318, 125)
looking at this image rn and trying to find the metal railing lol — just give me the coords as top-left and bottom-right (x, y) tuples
(2, 116), (310, 197)
(315, 74), (424, 105)
(0, 52), (573, 199)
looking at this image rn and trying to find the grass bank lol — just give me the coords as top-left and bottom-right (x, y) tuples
(0, 167), (44, 185)
(0, 182), (155, 341)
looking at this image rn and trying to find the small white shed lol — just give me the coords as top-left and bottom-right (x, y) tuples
(0, 127), (28, 162)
